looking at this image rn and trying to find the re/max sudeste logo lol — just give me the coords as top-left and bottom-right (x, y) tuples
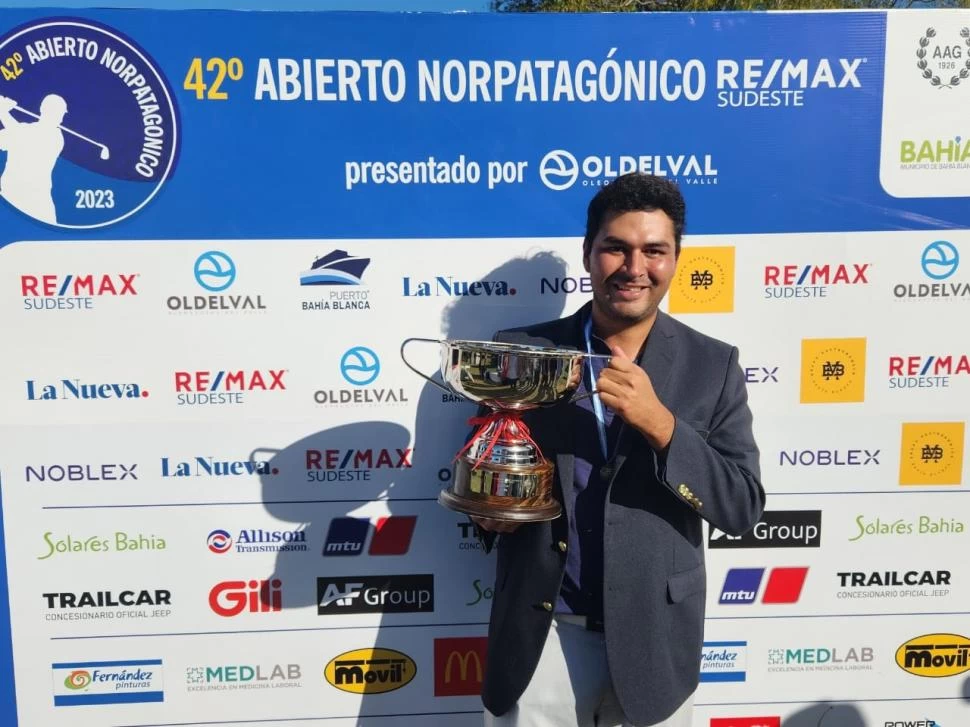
(174, 369), (286, 406)
(21, 273), (138, 312)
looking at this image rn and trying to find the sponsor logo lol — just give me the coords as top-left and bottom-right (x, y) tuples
(901, 135), (970, 170)
(402, 275), (517, 297)
(718, 567), (808, 605)
(743, 366), (779, 384)
(836, 570), (951, 601)
(25, 378), (148, 401)
(763, 262), (870, 300)
(322, 516), (417, 557)
(208, 579), (282, 617)
(799, 337), (867, 404)
(20, 273), (138, 312)
(317, 575), (434, 614)
(325, 648), (416, 694)
(174, 368), (286, 406)
(161, 454), (279, 478)
(889, 354), (970, 389)
(186, 663), (302, 692)
(710, 719), (781, 727)
(44, 589), (172, 622)
(538, 275), (591, 296)
(708, 511), (821, 549)
(767, 645), (874, 673)
(896, 633), (970, 677)
(25, 463), (137, 483)
(0, 18), (179, 229)
(167, 251), (267, 313)
(881, 721), (940, 727)
(716, 56), (864, 108)
(301, 250), (371, 312)
(779, 448), (880, 466)
(914, 26), (970, 91)
(899, 422), (965, 486)
(849, 514), (965, 541)
(37, 531), (165, 560)
(668, 247), (735, 314)
(538, 149), (717, 191)
(306, 446), (412, 483)
(457, 521), (484, 551)
(700, 641), (746, 683)
(893, 241), (970, 301)
(315, 347), (408, 407)
(52, 659), (163, 706)
(434, 637), (488, 696)
(206, 528), (307, 555)
(466, 579), (494, 607)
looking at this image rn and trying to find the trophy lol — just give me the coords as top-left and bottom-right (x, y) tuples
(400, 338), (604, 522)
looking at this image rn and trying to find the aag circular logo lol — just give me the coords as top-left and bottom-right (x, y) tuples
(194, 251), (236, 292)
(921, 240), (959, 280)
(341, 346), (380, 386)
(0, 18), (180, 228)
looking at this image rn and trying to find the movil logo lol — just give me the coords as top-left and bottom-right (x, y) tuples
(21, 273), (138, 312)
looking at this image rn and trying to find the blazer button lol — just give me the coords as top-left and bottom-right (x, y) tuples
(557, 541), (567, 553)
(678, 483), (690, 496)
(541, 601), (553, 612)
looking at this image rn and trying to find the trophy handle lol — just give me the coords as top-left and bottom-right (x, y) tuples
(400, 337), (456, 396)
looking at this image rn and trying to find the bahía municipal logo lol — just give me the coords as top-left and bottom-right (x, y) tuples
(0, 18), (179, 228)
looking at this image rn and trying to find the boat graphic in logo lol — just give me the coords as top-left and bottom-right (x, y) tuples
(300, 251), (370, 286)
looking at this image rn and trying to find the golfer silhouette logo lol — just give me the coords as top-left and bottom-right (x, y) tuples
(0, 18), (180, 229)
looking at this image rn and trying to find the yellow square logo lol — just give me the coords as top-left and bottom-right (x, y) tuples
(668, 247), (735, 314)
(899, 422), (965, 486)
(799, 338), (867, 403)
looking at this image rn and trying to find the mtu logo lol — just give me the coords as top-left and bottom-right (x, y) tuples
(161, 455), (278, 478)
(174, 369), (286, 406)
(323, 516), (417, 556)
(26, 378), (148, 401)
(718, 567), (808, 605)
(21, 273), (137, 312)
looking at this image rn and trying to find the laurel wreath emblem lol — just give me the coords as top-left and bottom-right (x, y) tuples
(917, 27), (970, 89)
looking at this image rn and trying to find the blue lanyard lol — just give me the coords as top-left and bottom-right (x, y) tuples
(584, 316), (609, 461)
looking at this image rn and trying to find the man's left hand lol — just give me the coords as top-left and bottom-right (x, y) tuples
(596, 344), (675, 451)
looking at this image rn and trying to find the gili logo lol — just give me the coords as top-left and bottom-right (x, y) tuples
(208, 579), (282, 617)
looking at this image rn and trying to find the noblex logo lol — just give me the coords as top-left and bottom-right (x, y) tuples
(719, 567), (808, 605)
(899, 422), (965, 486)
(669, 247), (735, 314)
(434, 637), (488, 696)
(800, 337), (867, 403)
(322, 516), (417, 556)
(896, 633), (970, 677)
(711, 718), (780, 727)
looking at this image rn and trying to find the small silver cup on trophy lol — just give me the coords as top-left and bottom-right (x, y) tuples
(401, 338), (604, 522)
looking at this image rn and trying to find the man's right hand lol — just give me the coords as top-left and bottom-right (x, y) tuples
(471, 516), (521, 534)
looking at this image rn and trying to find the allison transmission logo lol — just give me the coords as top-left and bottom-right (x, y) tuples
(538, 149), (717, 191)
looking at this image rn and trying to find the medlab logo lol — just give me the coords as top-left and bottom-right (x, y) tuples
(322, 516), (417, 556)
(25, 462), (137, 483)
(538, 149), (718, 191)
(20, 273), (138, 312)
(315, 347), (408, 406)
(166, 251), (268, 313)
(700, 641), (746, 682)
(709, 511), (821, 549)
(174, 368), (287, 406)
(718, 567), (808, 605)
(767, 644), (874, 673)
(300, 249), (371, 313)
(186, 663), (302, 692)
(893, 241), (970, 301)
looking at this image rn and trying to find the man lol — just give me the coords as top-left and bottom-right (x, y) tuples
(472, 173), (765, 727)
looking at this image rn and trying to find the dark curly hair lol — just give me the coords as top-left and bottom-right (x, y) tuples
(583, 173), (686, 257)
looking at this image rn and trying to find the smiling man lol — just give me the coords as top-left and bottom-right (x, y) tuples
(472, 173), (765, 727)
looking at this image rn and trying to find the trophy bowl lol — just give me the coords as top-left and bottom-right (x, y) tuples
(401, 338), (601, 522)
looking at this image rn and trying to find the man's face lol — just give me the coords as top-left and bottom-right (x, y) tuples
(583, 209), (677, 328)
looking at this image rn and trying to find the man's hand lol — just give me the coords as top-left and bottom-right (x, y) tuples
(471, 516), (521, 534)
(596, 344), (675, 451)
(0, 96), (16, 113)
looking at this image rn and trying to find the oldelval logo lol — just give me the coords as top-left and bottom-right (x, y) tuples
(669, 247), (735, 314)
(800, 337), (867, 403)
(896, 633), (970, 677)
(434, 637), (487, 696)
(899, 422), (965, 486)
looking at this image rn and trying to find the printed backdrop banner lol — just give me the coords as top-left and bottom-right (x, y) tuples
(0, 7), (968, 727)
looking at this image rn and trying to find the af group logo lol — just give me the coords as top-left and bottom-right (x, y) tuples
(836, 569), (951, 601)
(668, 247), (735, 314)
(888, 353), (970, 390)
(322, 515), (417, 556)
(300, 249), (372, 313)
(37, 530), (166, 560)
(161, 452), (279, 479)
(434, 637), (488, 696)
(166, 251), (268, 313)
(779, 445), (881, 468)
(718, 567), (809, 605)
(306, 444), (413, 483)
(326, 648), (416, 695)
(44, 588), (172, 622)
(186, 662), (302, 693)
(538, 149), (717, 191)
(763, 261), (870, 301)
(52, 658), (164, 706)
(174, 367), (287, 406)
(898, 422), (965, 486)
(708, 511), (821, 549)
(0, 19), (179, 229)
(700, 641), (746, 683)
(799, 337), (867, 404)
(710, 719), (780, 727)
(25, 461), (138, 483)
(767, 644), (874, 674)
(848, 513), (965, 542)
(893, 241), (970, 302)
(896, 632), (970, 677)
(206, 527), (307, 555)
(317, 574), (434, 614)
(315, 346), (409, 406)
(20, 271), (138, 312)
(208, 579), (282, 617)
(25, 375), (149, 402)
